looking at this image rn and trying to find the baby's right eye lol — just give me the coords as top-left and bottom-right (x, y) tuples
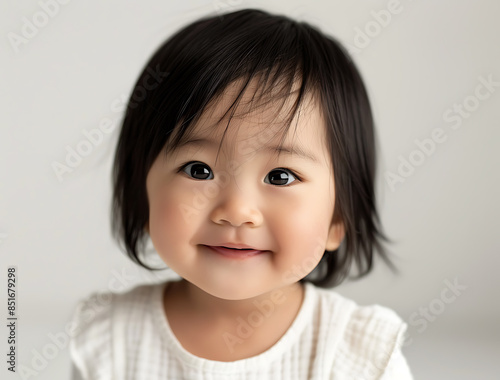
(180, 161), (214, 180)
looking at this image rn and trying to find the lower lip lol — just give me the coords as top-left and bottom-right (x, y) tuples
(204, 245), (267, 259)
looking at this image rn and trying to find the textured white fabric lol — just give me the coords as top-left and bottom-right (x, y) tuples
(69, 281), (413, 380)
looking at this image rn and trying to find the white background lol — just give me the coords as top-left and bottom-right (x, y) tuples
(1, 0), (499, 379)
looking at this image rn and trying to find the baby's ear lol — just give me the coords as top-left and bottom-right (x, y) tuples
(325, 217), (345, 251)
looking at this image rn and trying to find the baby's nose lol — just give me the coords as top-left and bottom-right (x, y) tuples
(208, 178), (264, 227)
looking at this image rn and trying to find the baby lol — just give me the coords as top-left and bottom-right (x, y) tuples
(69, 8), (412, 380)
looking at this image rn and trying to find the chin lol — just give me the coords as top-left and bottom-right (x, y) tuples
(207, 286), (259, 301)
(201, 281), (268, 301)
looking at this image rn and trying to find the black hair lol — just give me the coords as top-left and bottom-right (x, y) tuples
(111, 8), (395, 288)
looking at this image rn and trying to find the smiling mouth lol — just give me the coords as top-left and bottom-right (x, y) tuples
(203, 245), (267, 259)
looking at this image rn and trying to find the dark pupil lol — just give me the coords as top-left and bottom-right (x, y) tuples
(191, 163), (211, 180)
(269, 170), (288, 185)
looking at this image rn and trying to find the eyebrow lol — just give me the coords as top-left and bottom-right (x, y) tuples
(174, 137), (319, 163)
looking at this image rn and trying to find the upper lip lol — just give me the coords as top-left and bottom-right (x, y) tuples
(205, 243), (264, 250)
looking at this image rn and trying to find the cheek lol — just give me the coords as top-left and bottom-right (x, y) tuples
(148, 185), (194, 252)
(274, 189), (332, 275)
(284, 184), (333, 239)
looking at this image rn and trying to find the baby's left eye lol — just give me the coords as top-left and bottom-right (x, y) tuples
(264, 168), (298, 186)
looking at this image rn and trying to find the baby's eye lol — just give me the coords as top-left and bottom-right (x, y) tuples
(179, 161), (299, 186)
(264, 168), (298, 186)
(181, 162), (214, 180)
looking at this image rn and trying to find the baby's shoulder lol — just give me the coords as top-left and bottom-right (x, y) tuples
(70, 282), (158, 333)
(311, 286), (409, 378)
(313, 285), (405, 327)
(68, 282), (163, 378)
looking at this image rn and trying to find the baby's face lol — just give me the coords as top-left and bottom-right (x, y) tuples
(145, 81), (344, 300)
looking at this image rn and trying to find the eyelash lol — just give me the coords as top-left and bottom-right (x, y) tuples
(176, 161), (302, 187)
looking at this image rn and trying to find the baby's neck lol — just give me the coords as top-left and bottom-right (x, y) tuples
(163, 280), (305, 361)
(180, 280), (303, 320)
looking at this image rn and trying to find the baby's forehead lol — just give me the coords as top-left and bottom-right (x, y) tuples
(188, 108), (323, 154)
(191, 85), (323, 143)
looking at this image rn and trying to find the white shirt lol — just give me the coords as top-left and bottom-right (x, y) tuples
(69, 281), (413, 380)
